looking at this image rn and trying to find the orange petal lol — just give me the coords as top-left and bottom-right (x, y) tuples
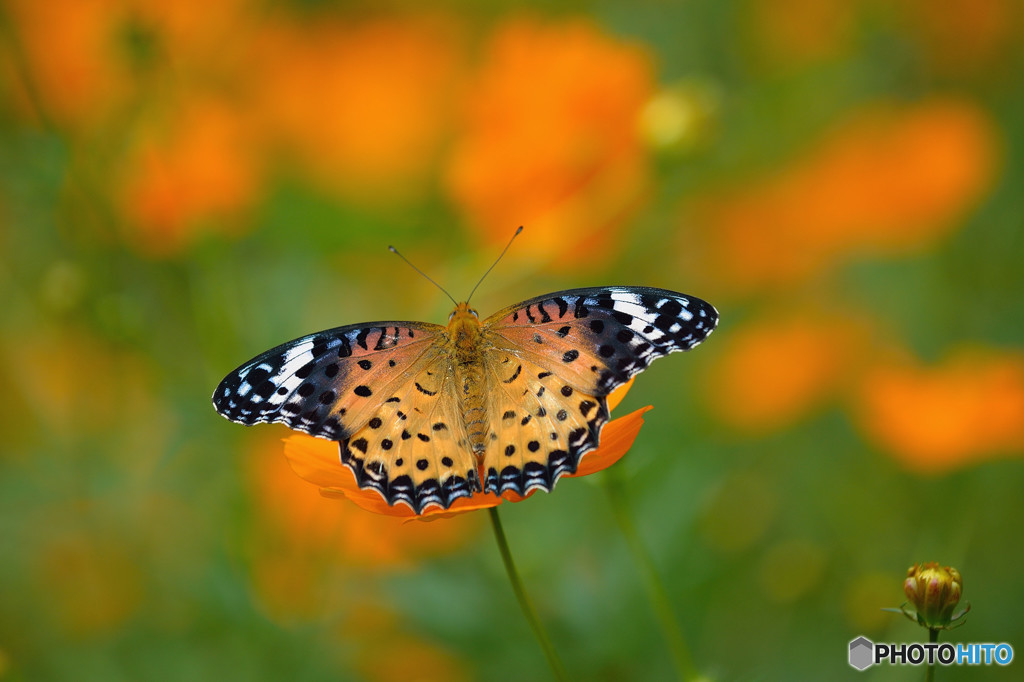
(408, 493), (506, 522)
(283, 434), (508, 519)
(282, 435), (352, 489)
(322, 485), (414, 517)
(281, 436), (410, 516)
(282, 402), (651, 517)
(570, 405), (652, 477)
(606, 376), (635, 412)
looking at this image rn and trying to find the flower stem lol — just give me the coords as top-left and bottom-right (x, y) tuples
(604, 474), (701, 682)
(925, 628), (939, 682)
(488, 507), (570, 682)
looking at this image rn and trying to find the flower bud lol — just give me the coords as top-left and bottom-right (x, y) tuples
(903, 562), (963, 628)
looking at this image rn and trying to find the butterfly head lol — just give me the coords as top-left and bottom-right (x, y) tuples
(447, 302), (481, 349)
(448, 302), (479, 322)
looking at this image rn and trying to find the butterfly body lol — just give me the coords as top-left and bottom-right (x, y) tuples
(446, 303), (491, 454)
(214, 287), (718, 514)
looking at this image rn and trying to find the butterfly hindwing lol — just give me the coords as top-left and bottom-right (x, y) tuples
(476, 286), (718, 496)
(212, 321), (444, 440)
(480, 353), (610, 496)
(339, 360), (481, 514)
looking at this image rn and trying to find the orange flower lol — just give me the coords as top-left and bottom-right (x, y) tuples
(3, 0), (132, 128)
(33, 527), (145, 637)
(3, 0), (255, 129)
(707, 314), (870, 433)
(854, 348), (1024, 473)
(117, 95), (262, 256)
(337, 603), (472, 682)
(689, 99), (999, 295)
(2, 323), (161, 440)
(124, 0), (254, 67)
(246, 434), (480, 622)
(248, 15), (463, 203)
(445, 19), (654, 267)
(747, 0), (856, 65)
(893, 0), (1021, 76)
(282, 379), (650, 519)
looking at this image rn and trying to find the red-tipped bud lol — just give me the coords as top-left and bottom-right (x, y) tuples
(904, 562), (963, 628)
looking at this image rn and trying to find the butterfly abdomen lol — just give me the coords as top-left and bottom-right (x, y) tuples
(448, 302), (491, 456)
(457, 360), (489, 456)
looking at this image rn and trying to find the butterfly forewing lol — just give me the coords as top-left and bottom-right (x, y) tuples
(213, 320), (484, 514)
(213, 321), (444, 439)
(484, 286), (719, 396)
(475, 286), (718, 496)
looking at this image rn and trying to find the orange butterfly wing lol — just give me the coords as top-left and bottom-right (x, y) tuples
(214, 322), (482, 512)
(214, 287), (718, 513)
(477, 287), (718, 497)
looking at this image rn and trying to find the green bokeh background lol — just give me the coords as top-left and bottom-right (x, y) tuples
(2, 1), (1023, 680)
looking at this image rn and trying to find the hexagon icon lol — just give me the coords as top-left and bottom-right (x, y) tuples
(849, 636), (874, 670)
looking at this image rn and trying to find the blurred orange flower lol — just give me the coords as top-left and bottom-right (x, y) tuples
(283, 379), (649, 518)
(894, 0), (1021, 76)
(249, 15), (464, 203)
(247, 433), (480, 622)
(748, 0), (856, 64)
(117, 95), (262, 256)
(3, 324), (161, 440)
(250, 433), (476, 564)
(124, 0), (253, 68)
(3, 0), (132, 127)
(34, 528), (145, 637)
(3, 0), (254, 128)
(445, 19), (654, 267)
(337, 603), (472, 682)
(707, 314), (870, 433)
(690, 99), (999, 295)
(356, 632), (472, 682)
(854, 348), (1024, 473)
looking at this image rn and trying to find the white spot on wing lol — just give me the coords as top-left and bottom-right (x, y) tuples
(263, 342), (316, 405)
(610, 290), (643, 305)
(268, 374), (304, 405)
(603, 299), (651, 319)
(281, 341), (315, 366)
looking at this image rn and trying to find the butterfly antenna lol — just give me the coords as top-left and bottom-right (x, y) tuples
(388, 245), (458, 305)
(467, 226), (523, 303)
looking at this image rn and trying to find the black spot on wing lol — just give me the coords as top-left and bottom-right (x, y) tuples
(415, 382), (437, 396)
(570, 287), (720, 395)
(483, 397), (612, 498)
(213, 322), (441, 439)
(355, 328), (371, 350)
(340, 441), (482, 515)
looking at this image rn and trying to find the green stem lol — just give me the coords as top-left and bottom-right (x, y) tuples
(925, 628), (938, 682)
(488, 507), (570, 682)
(604, 474), (701, 682)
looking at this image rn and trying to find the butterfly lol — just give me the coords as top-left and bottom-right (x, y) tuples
(213, 286), (718, 514)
